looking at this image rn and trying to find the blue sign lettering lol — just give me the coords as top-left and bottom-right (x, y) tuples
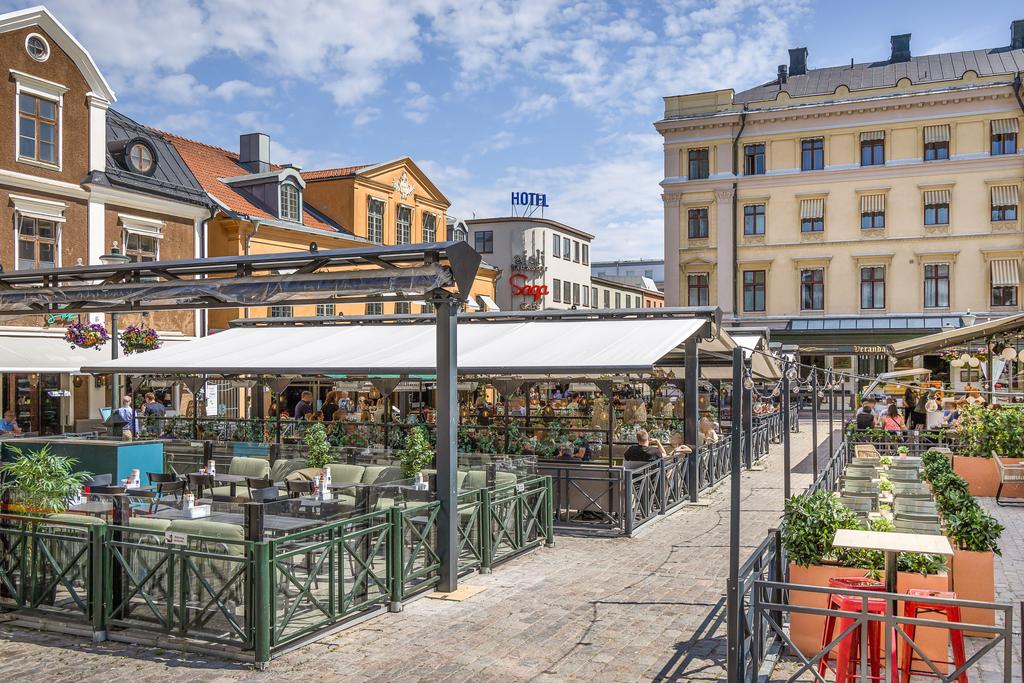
(511, 192), (549, 208)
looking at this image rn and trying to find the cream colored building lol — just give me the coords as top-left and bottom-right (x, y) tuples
(657, 24), (1024, 380)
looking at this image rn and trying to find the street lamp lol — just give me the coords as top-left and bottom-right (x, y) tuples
(100, 242), (131, 433)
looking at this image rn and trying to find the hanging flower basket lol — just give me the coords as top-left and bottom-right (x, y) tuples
(120, 324), (162, 355)
(64, 322), (109, 350)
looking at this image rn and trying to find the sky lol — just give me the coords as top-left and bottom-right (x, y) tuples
(8, 0), (1023, 260)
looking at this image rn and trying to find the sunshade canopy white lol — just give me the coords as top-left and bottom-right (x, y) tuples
(81, 317), (720, 378)
(0, 332), (185, 373)
(889, 312), (1024, 359)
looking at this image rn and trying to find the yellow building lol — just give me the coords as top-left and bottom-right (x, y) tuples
(657, 24), (1024, 379)
(164, 132), (498, 332)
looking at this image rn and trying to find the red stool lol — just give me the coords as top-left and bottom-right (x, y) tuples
(819, 577), (888, 682)
(900, 589), (968, 683)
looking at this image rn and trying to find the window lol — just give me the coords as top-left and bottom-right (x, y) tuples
(582, 244), (589, 265)
(604, 289), (610, 308)
(591, 286), (597, 308)
(552, 234), (560, 258)
(991, 186), (1019, 222)
(860, 131), (885, 166)
(923, 264), (950, 308)
(573, 241), (580, 263)
(991, 119), (1018, 156)
(367, 198), (384, 243)
(860, 267), (885, 309)
(563, 280), (571, 304)
(473, 230), (493, 253)
(687, 208), (709, 238)
(800, 269), (824, 311)
(743, 204), (765, 235)
(396, 206), (411, 244)
(18, 93), (58, 164)
(614, 292), (621, 308)
(572, 282), (580, 305)
(923, 125), (949, 161)
(25, 34), (50, 62)
(582, 286), (589, 307)
(742, 271), (766, 312)
(923, 190), (950, 225)
(124, 232), (158, 262)
(800, 138), (824, 171)
(644, 269), (654, 278)
(269, 305), (293, 318)
(687, 273), (709, 306)
(395, 301), (411, 315)
(799, 198), (824, 232)
(316, 304), (335, 317)
(16, 216), (57, 270)
(860, 194), (885, 229)
(743, 143), (765, 175)
(553, 278), (561, 302)
(365, 302), (383, 315)
(562, 237), (571, 259)
(127, 142), (155, 175)
(991, 259), (1020, 307)
(280, 182), (301, 222)
(687, 148), (709, 179)
(626, 295), (633, 308)
(422, 213), (436, 242)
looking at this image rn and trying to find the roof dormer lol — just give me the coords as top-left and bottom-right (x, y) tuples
(222, 133), (306, 223)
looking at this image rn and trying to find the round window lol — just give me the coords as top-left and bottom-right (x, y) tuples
(25, 34), (50, 62)
(127, 141), (155, 175)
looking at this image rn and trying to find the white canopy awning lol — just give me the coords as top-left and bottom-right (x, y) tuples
(81, 317), (719, 377)
(890, 312), (1024, 359)
(730, 333), (783, 380)
(0, 331), (187, 373)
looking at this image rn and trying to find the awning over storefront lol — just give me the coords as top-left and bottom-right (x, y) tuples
(889, 312), (1024, 359)
(81, 317), (723, 377)
(0, 332), (187, 373)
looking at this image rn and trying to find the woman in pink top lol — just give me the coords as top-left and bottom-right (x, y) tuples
(882, 403), (906, 432)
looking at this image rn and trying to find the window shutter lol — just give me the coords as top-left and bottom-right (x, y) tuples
(860, 194), (885, 213)
(991, 118), (1019, 135)
(991, 259), (1021, 287)
(991, 185), (1019, 207)
(799, 198), (825, 219)
(860, 130), (885, 141)
(923, 125), (950, 143)
(923, 189), (951, 205)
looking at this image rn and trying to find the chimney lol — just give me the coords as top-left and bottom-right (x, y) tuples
(1012, 19), (1024, 49)
(239, 132), (270, 173)
(788, 47), (808, 76)
(777, 64), (788, 84)
(890, 33), (911, 63)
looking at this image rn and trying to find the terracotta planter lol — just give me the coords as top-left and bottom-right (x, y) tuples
(951, 548), (996, 638)
(952, 455), (1024, 498)
(788, 562), (950, 673)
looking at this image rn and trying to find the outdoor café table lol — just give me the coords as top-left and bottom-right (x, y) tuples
(185, 472), (249, 497)
(67, 500), (114, 517)
(832, 529), (953, 593)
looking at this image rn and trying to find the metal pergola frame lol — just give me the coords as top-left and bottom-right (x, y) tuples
(0, 241), (480, 594)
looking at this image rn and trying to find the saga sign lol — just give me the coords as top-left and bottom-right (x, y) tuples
(509, 273), (548, 302)
(511, 192), (549, 208)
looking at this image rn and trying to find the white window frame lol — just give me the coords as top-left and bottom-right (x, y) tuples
(422, 212), (436, 242)
(279, 181), (302, 222)
(119, 213), (164, 262)
(367, 196), (385, 244)
(396, 204), (412, 244)
(10, 193), (65, 270)
(315, 304), (336, 317)
(11, 69), (66, 171)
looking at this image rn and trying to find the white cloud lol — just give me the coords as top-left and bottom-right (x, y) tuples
(212, 80), (274, 101)
(503, 90), (557, 122)
(401, 81), (434, 124)
(352, 107), (381, 127)
(152, 111), (210, 134)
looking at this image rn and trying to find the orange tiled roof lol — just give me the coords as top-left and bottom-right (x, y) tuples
(301, 164), (373, 181)
(160, 131), (344, 233)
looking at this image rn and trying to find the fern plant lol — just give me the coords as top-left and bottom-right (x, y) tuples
(0, 445), (90, 515)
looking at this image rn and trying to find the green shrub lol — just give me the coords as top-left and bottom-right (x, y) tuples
(944, 505), (1004, 554)
(898, 553), (947, 576)
(0, 445), (90, 514)
(957, 404), (1024, 458)
(782, 492), (864, 567)
(303, 422), (332, 469)
(400, 425), (434, 478)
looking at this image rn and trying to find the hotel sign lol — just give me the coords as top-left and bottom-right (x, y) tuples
(511, 192), (549, 208)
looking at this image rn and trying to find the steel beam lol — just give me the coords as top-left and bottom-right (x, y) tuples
(782, 363), (792, 500)
(726, 346), (743, 680)
(743, 366), (753, 469)
(684, 336), (699, 502)
(811, 370), (819, 482)
(435, 295), (459, 592)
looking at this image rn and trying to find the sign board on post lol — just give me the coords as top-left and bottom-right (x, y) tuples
(164, 531), (188, 546)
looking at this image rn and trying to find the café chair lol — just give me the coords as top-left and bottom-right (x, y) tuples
(187, 473), (216, 499)
(286, 480), (315, 498)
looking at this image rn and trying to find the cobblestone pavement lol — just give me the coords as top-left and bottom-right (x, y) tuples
(0, 428), (817, 682)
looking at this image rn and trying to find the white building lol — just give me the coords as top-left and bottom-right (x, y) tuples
(466, 217), (594, 311)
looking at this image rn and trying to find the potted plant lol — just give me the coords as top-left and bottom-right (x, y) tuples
(63, 322), (109, 350)
(303, 422), (331, 470)
(953, 404), (1024, 496)
(119, 324), (162, 355)
(400, 425), (434, 479)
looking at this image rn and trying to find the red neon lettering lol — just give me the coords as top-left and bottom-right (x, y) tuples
(509, 273), (548, 301)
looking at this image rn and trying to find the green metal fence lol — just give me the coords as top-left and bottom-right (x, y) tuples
(0, 475), (554, 667)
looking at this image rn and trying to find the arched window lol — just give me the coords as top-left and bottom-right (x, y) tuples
(280, 182), (301, 222)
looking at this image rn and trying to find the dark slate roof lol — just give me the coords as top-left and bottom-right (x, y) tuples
(735, 46), (1024, 104)
(100, 109), (210, 207)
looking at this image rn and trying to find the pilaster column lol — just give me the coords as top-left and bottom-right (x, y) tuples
(715, 188), (736, 315)
(663, 193), (681, 306)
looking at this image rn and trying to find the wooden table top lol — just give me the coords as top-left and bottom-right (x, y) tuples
(833, 528), (953, 556)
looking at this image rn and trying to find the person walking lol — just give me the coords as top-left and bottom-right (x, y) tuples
(116, 395), (136, 441)
(141, 392), (166, 435)
(902, 386), (916, 430)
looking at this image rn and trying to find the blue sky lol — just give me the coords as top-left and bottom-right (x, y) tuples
(11, 0), (1023, 259)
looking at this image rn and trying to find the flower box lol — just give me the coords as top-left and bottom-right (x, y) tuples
(952, 455), (1024, 497)
(950, 548), (996, 638)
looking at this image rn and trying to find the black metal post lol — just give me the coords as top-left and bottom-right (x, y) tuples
(782, 363), (792, 500)
(726, 346), (743, 680)
(986, 336), (995, 404)
(839, 372), (846, 440)
(684, 336), (699, 502)
(828, 371), (835, 459)
(109, 312), (119, 438)
(435, 296), (458, 592)
(607, 384), (615, 468)
(503, 392), (511, 454)
(743, 367), (753, 470)
(383, 393), (392, 447)
(811, 370), (819, 482)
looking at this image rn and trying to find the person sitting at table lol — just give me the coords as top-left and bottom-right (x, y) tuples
(293, 391), (314, 422)
(572, 431), (594, 461)
(622, 429), (667, 463)
(0, 410), (22, 435)
(699, 417), (719, 445)
(321, 391), (340, 422)
(855, 400), (877, 430)
(882, 403), (906, 432)
(668, 430), (693, 456)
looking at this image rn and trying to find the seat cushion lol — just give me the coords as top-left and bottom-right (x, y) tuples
(463, 470), (488, 490)
(168, 519), (245, 556)
(327, 463), (364, 484)
(361, 465), (388, 484)
(270, 459), (305, 482)
(210, 485), (251, 500)
(286, 468), (322, 481)
(47, 513), (106, 526)
(228, 456), (270, 479)
(129, 517), (172, 533)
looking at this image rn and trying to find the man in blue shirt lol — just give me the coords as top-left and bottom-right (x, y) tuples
(115, 395), (136, 441)
(0, 410), (22, 435)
